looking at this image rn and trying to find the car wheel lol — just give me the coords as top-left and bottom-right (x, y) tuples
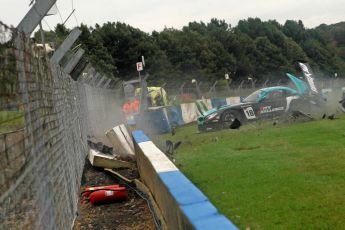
(221, 111), (241, 129)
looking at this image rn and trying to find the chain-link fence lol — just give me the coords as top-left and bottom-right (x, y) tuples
(0, 20), (124, 229)
(162, 77), (345, 104)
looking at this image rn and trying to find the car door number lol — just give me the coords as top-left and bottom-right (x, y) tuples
(243, 107), (256, 119)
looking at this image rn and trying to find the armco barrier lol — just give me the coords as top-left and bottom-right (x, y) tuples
(132, 130), (238, 229)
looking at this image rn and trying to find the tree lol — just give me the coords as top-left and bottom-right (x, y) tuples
(282, 20), (306, 43)
(39, 18), (345, 83)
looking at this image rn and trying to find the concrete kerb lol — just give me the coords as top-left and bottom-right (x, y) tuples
(131, 130), (238, 230)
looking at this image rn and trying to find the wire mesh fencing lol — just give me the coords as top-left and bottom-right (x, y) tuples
(0, 20), (110, 230)
(163, 77), (344, 104)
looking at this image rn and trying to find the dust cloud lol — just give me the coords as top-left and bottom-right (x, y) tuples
(84, 85), (124, 145)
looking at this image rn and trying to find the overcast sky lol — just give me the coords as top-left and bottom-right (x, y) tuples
(1, 0), (345, 33)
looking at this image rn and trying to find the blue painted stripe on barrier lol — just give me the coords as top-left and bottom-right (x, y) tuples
(158, 170), (190, 188)
(180, 201), (218, 221)
(172, 184), (208, 205)
(132, 130), (151, 143)
(192, 214), (238, 230)
(159, 171), (208, 205)
(211, 98), (227, 108)
(133, 130), (238, 229)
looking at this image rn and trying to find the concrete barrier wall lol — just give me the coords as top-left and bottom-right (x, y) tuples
(132, 130), (238, 230)
(134, 97), (242, 133)
(226, 96), (241, 105)
(135, 87), (345, 133)
(174, 97), (241, 125)
(170, 87), (344, 126)
(181, 103), (199, 124)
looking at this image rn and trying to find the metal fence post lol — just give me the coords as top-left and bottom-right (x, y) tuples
(90, 72), (101, 86)
(96, 76), (107, 88)
(63, 48), (85, 74)
(208, 80), (218, 98)
(179, 82), (186, 95)
(103, 79), (112, 89)
(17, 0), (57, 35)
(50, 28), (82, 65)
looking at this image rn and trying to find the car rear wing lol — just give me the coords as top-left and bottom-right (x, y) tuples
(297, 62), (320, 95)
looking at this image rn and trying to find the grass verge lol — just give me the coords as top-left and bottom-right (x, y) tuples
(0, 110), (24, 133)
(159, 116), (345, 229)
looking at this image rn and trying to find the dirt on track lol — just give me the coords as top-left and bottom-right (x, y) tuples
(73, 160), (155, 230)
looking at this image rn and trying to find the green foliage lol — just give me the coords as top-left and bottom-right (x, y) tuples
(283, 20), (306, 43)
(0, 40), (17, 97)
(38, 18), (345, 84)
(33, 23), (71, 49)
(0, 111), (24, 133)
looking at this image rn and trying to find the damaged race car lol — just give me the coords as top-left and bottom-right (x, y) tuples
(198, 62), (329, 132)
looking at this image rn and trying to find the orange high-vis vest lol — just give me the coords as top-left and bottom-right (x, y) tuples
(131, 99), (140, 112)
(122, 102), (132, 114)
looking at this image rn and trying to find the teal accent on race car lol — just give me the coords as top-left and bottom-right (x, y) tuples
(255, 74), (308, 102)
(202, 108), (218, 117)
(257, 87), (299, 102)
(197, 103), (243, 126)
(197, 73), (310, 128)
(286, 73), (309, 94)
